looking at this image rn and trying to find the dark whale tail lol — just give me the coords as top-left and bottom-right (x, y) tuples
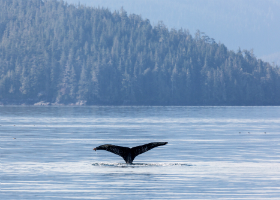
(93, 142), (168, 164)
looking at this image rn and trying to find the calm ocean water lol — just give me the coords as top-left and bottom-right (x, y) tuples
(1, 106), (280, 199)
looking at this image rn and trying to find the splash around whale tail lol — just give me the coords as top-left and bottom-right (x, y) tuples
(93, 142), (168, 164)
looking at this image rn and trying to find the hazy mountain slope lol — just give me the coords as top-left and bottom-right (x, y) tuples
(1, 0), (279, 105)
(66, 0), (280, 65)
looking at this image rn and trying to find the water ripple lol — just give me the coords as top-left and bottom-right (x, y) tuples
(92, 162), (192, 168)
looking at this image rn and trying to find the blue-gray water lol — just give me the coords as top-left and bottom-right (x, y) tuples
(1, 106), (280, 199)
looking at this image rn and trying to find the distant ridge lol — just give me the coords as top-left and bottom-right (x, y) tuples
(66, 0), (280, 59)
(0, 0), (280, 106)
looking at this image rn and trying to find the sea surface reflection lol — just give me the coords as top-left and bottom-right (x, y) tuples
(1, 106), (280, 199)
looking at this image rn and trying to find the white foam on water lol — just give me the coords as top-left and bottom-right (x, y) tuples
(92, 162), (192, 168)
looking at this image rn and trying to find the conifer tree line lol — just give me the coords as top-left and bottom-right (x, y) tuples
(0, 0), (279, 105)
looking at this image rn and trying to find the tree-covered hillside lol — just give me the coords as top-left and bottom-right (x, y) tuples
(0, 0), (280, 105)
(67, 0), (280, 62)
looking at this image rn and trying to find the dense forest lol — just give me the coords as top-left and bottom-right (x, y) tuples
(0, 0), (280, 105)
(67, 0), (280, 62)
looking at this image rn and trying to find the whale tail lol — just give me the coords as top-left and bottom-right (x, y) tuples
(94, 142), (168, 164)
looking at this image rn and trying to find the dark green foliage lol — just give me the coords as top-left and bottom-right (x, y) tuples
(0, 0), (279, 105)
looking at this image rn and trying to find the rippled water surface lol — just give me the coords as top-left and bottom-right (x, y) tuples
(1, 106), (280, 199)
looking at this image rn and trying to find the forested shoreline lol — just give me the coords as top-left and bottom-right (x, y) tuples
(1, 0), (280, 106)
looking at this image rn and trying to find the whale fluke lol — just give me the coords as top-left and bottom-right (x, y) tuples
(93, 142), (168, 164)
